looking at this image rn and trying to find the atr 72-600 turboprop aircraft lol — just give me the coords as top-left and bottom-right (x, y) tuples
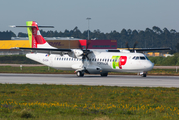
(11, 21), (171, 77)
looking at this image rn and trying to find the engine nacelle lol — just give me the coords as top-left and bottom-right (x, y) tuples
(70, 49), (83, 58)
(86, 65), (102, 74)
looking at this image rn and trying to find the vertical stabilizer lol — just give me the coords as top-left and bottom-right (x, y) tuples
(26, 21), (34, 48)
(26, 21), (54, 48)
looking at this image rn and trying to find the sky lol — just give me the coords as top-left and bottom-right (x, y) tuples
(0, 0), (179, 35)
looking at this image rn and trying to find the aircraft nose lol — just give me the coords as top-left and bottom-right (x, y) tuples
(146, 62), (154, 71)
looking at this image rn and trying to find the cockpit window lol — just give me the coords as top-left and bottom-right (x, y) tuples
(144, 55), (149, 60)
(135, 56), (139, 60)
(132, 56), (149, 60)
(140, 56), (146, 60)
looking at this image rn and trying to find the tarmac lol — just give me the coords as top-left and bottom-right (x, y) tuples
(0, 73), (179, 88)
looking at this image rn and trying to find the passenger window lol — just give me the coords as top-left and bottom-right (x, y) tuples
(66, 58), (68, 60)
(132, 56), (135, 59)
(69, 58), (71, 61)
(62, 58), (63, 60)
(64, 58), (66, 60)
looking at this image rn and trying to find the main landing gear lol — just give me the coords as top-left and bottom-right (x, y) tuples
(76, 71), (84, 77)
(100, 72), (108, 77)
(76, 71), (108, 77)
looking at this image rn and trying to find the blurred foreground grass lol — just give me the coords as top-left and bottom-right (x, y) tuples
(0, 84), (179, 120)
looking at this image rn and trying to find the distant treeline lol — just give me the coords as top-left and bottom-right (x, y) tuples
(0, 31), (16, 40)
(1, 26), (179, 52)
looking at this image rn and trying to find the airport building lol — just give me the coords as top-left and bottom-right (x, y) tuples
(0, 37), (169, 57)
(0, 37), (117, 55)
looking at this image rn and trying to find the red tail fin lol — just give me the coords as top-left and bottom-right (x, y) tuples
(26, 21), (46, 48)
(26, 21), (54, 48)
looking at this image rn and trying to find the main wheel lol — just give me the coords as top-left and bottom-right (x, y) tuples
(76, 71), (84, 77)
(100, 73), (108, 77)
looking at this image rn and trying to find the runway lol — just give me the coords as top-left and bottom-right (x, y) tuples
(0, 73), (179, 88)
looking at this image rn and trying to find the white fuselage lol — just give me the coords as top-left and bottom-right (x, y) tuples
(26, 51), (154, 74)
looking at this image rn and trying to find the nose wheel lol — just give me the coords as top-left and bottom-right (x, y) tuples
(76, 71), (84, 77)
(140, 72), (147, 77)
(141, 73), (147, 77)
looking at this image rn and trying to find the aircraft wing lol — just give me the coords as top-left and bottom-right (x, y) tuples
(16, 47), (72, 54)
(15, 47), (171, 54)
(106, 48), (171, 53)
(132, 48), (171, 52)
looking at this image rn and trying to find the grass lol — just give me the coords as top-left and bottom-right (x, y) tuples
(0, 66), (179, 119)
(0, 66), (179, 75)
(0, 84), (179, 119)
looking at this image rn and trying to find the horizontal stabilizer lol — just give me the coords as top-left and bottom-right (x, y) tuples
(10, 25), (54, 28)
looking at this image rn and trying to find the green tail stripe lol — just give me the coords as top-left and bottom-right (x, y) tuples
(26, 21), (33, 48)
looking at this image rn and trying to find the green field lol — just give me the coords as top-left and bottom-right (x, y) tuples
(0, 84), (179, 120)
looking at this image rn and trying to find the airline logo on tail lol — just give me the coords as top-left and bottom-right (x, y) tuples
(112, 56), (127, 69)
(26, 21), (46, 48)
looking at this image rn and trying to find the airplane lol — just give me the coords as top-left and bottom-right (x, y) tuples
(11, 21), (171, 77)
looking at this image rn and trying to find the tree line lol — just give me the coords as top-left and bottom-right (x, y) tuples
(1, 26), (179, 52)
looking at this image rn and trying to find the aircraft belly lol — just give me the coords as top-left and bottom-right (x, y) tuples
(88, 62), (111, 73)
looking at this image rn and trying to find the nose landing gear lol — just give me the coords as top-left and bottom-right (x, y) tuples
(140, 72), (147, 77)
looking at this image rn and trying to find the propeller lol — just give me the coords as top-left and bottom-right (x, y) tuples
(78, 40), (92, 63)
(125, 41), (138, 52)
(132, 41), (138, 52)
(125, 42), (130, 50)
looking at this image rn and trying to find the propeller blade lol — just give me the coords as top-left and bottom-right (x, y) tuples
(125, 42), (130, 50)
(78, 41), (83, 50)
(133, 41), (138, 52)
(86, 40), (90, 50)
